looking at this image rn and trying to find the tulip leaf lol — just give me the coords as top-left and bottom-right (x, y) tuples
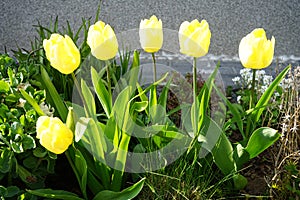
(19, 89), (45, 116)
(214, 85), (245, 139)
(130, 101), (148, 113)
(131, 50), (140, 69)
(158, 76), (172, 110)
(93, 177), (145, 200)
(91, 67), (111, 117)
(74, 148), (88, 199)
(252, 65), (290, 122)
(211, 118), (236, 175)
(232, 173), (248, 190)
(81, 79), (96, 117)
(26, 189), (84, 200)
(112, 86), (132, 130)
(245, 127), (280, 159)
(40, 66), (68, 121)
(196, 63), (220, 135)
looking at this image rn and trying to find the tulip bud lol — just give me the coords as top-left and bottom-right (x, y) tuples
(139, 15), (163, 53)
(179, 19), (211, 58)
(87, 21), (118, 60)
(239, 28), (275, 69)
(36, 116), (73, 154)
(43, 34), (81, 74)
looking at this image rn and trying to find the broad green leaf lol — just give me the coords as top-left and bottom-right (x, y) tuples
(245, 127), (280, 159)
(111, 132), (131, 191)
(104, 117), (118, 147)
(112, 86), (132, 130)
(252, 65), (290, 122)
(81, 79), (96, 117)
(130, 101), (148, 113)
(131, 50), (140, 69)
(0, 149), (13, 173)
(80, 118), (107, 160)
(0, 186), (20, 198)
(91, 67), (112, 117)
(232, 174), (248, 190)
(87, 170), (104, 195)
(0, 80), (9, 93)
(40, 66), (67, 121)
(197, 64), (220, 133)
(18, 165), (36, 184)
(20, 89), (45, 116)
(214, 84), (244, 138)
(93, 177), (145, 200)
(233, 143), (249, 169)
(26, 189), (84, 200)
(158, 77), (172, 109)
(74, 148), (88, 199)
(211, 119), (236, 175)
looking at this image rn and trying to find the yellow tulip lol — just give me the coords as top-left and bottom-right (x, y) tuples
(179, 19), (211, 58)
(36, 116), (73, 154)
(87, 21), (118, 60)
(43, 34), (81, 74)
(139, 15), (163, 53)
(239, 28), (275, 69)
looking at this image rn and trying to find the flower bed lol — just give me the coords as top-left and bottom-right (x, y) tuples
(0, 9), (299, 200)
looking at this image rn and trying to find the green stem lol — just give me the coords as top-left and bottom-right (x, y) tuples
(249, 69), (256, 109)
(245, 69), (257, 140)
(151, 53), (157, 83)
(193, 57), (198, 137)
(150, 53), (158, 120)
(105, 60), (112, 98)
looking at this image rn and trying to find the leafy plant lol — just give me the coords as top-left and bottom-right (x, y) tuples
(0, 54), (56, 196)
(212, 65), (291, 189)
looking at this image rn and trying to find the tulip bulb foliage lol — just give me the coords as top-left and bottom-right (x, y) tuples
(87, 21), (119, 60)
(239, 28), (275, 69)
(139, 15), (163, 53)
(179, 19), (211, 58)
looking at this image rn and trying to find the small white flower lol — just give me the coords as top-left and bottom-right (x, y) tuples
(232, 77), (240, 84)
(291, 125), (298, 133)
(17, 98), (26, 108)
(237, 95), (242, 104)
(39, 102), (55, 117)
(281, 123), (288, 133)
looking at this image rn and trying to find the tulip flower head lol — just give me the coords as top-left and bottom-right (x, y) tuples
(43, 34), (81, 74)
(239, 28), (275, 69)
(87, 21), (119, 60)
(36, 116), (73, 154)
(179, 19), (211, 58)
(139, 15), (163, 53)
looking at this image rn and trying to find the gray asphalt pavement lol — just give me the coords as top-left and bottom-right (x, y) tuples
(1, 0), (300, 57)
(1, 0), (299, 88)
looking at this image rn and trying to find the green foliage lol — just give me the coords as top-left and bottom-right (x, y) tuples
(93, 178), (145, 200)
(212, 65), (291, 190)
(0, 54), (56, 197)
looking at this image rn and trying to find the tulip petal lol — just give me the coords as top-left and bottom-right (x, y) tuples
(87, 21), (119, 60)
(239, 28), (275, 69)
(178, 19), (211, 58)
(139, 15), (163, 53)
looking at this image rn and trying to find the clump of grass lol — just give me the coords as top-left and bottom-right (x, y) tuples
(268, 65), (300, 199)
(137, 148), (234, 200)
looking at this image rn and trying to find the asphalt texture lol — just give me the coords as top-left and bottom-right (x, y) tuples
(0, 0), (299, 86)
(1, 0), (300, 56)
